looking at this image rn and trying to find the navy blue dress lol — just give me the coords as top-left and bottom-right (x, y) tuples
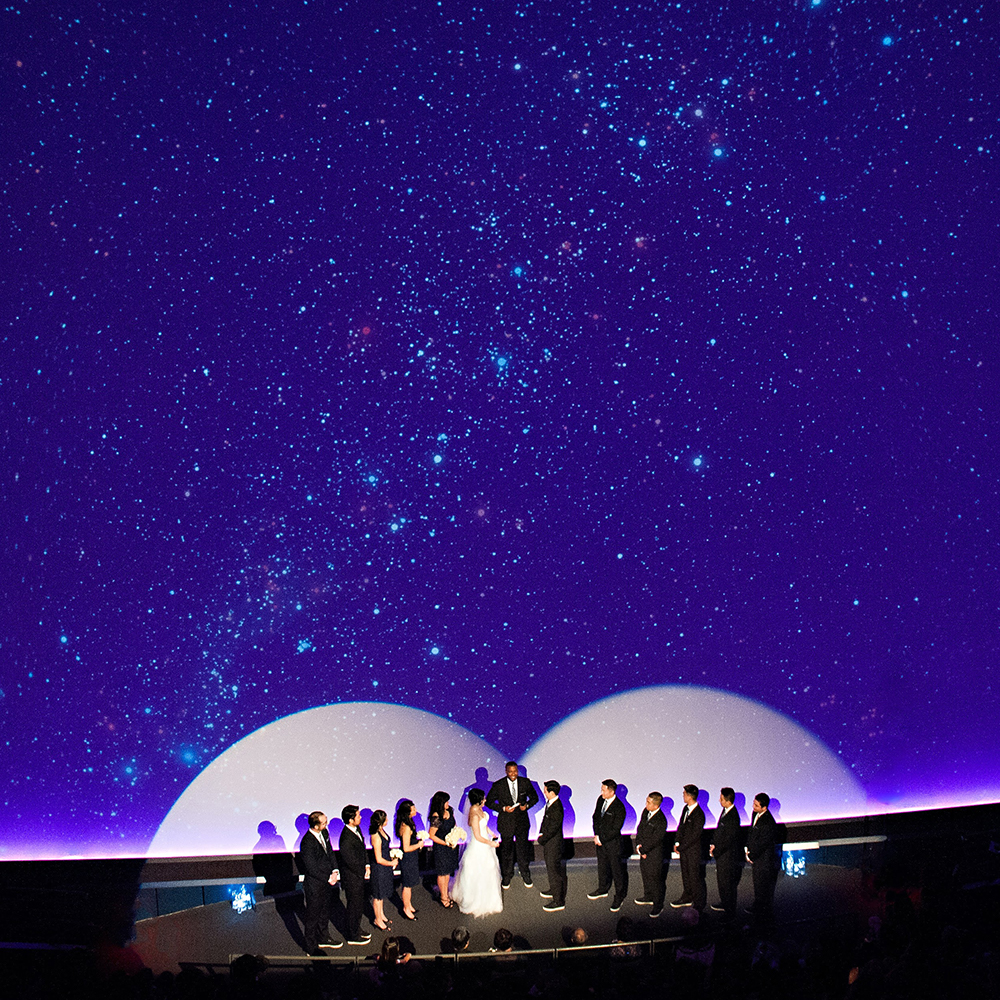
(431, 808), (459, 875)
(372, 829), (394, 900)
(398, 824), (421, 888)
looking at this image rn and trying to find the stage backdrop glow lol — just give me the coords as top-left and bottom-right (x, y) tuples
(3, 1), (997, 861)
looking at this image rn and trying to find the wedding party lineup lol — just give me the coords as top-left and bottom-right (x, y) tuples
(296, 764), (783, 954)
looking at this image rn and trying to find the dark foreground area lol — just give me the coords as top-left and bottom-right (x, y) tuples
(3, 827), (1000, 1000)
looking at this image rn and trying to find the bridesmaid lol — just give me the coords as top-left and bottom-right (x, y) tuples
(394, 799), (422, 920)
(428, 790), (459, 908)
(369, 809), (397, 930)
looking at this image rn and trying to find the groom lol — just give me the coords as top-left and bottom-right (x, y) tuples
(486, 761), (540, 888)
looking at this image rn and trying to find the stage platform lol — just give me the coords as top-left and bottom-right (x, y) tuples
(2, 803), (998, 981)
(131, 857), (865, 973)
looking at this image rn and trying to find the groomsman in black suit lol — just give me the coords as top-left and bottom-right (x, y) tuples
(338, 805), (372, 946)
(709, 787), (742, 918)
(486, 760), (540, 888)
(671, 784), (707, 910)
(537, 780), (566, 911)
(746, 792), (779, 918)
(298, 811), (343, 953)
(634, 791), (667, 916)
(588, 778), (627, 911)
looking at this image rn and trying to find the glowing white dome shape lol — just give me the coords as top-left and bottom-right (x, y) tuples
(521, 685), (868, 837)
(148, 702), (505, 857)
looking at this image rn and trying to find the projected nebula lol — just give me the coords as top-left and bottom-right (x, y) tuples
(3, 1), (997, 860)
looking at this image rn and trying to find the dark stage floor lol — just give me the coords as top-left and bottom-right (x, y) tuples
(132, 859), (865, 973)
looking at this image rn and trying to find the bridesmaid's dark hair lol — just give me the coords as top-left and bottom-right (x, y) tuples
(429, 790), (450, 820)
(369, 809), (388, 836)
(394, 799), (416, 839)
(468, 788), (485, 806)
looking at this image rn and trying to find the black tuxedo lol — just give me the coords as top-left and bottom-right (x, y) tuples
(746, 809), (779, 916)
(635, 808), (667, 910)
(298, 828), (337, 952)
(486, 774), (539, 883)
(338, 824), (368, 938)
(711, 805), (742, 915)
(537, 797), (566, 905)
(592, 795), (627, 904)
(673, 802), (706, 909)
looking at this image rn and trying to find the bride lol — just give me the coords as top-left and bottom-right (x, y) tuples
(451, 788), (503, 916)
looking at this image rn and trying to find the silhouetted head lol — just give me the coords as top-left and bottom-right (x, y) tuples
(493, 927), (513, 952)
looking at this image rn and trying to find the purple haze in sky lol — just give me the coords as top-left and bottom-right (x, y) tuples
(3, 1), (997, 860)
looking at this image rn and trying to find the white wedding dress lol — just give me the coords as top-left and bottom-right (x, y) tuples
(451, 810), (503, 917)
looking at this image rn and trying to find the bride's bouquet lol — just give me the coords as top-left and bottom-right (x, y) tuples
(444, 827), (467, 848)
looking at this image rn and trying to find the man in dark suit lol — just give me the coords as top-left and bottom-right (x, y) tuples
(746, 792), (779, 918)
(537, 780), (566, 911)
(671, 784), (706, 911)
(486, 760), (540, 888)
(709, 786), (742, 918)
(588, 778), (627, 911)
(297, 811), (343, 953)
(338, 804), (372, 946)
(634, 791), (667, 916)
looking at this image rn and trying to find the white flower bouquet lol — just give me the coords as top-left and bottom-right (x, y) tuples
(444, 827), (467, 848)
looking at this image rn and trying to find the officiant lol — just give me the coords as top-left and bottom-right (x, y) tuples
(486, 761), (540, 888)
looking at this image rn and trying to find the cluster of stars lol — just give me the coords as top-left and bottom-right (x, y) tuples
(2, 0), (995, 858)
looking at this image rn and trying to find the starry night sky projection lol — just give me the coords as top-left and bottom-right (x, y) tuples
(3, 1), (997, 859)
